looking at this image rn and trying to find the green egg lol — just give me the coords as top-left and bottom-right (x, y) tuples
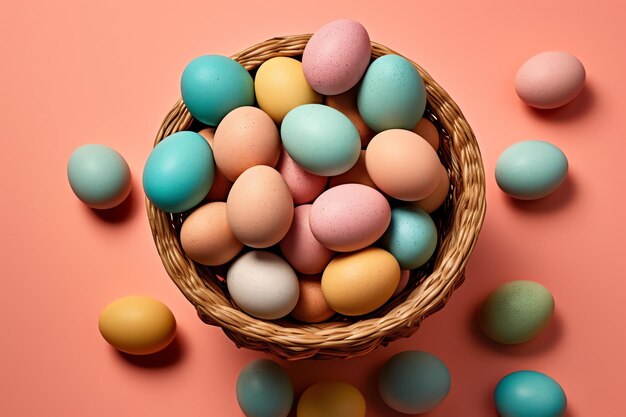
(236, 359), (294, 417)
(479, 280), (555, 344)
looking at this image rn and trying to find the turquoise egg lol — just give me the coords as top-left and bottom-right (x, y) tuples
(496, 140), (568, 200)
(67, 144), (131, 209)
(379, 351), (451, 414)
(495, 371), (567, 417)
(181, 55), (254, 126)
(281, 104), (360, 176)
(143, 131), (214, 213)
(236, 359), (294, 417)
(357, 54), (426, 132)
(379, 206), (437, 269)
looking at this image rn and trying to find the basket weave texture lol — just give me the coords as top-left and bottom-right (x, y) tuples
(147, 34), (486, 360)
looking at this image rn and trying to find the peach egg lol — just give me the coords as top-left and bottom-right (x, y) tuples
(291, 274), (336, 323)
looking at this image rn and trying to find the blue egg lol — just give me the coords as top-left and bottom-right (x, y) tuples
(67, 144), (132, 209)
(181, 55), (255, 126)
(379, 206), (437, 269)
(496, 140), (568, 200)
(281, 104), (360, 176)
(495, 371), (567, 417)
(357, 54), (427, 132)
(143, 131), (214, 213)
(236, 359), (294, 417)
(379, 351), (451, 414)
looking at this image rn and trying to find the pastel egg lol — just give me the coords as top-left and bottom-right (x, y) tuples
(322, 247), (400, 316)
(515, 51), (585, 109)
(328, 150), (377, 189)
(496, 140), (568, 200)
(302, 19), (371, 95)
(310, 184), (391, 252)
(379, 351), (451, 414)
(143, 131), (214, 213)
(98, 296), (176, 355)
(255, 57), (322, 123)
(237, 359), (294, 417)
(326, 87), (375, 148)
(412, 164), (450, 213)
(366, 129), (441, 201)
(213, 106), (280, 182)
(495, 371), (567, 417)
(291, 274), (335, 323)
(281, 104), (361, 176)
(279, 205), (334, 274)
(297, 382), (365, 417)
(227, 165), (294, 248)
(358, 54), (426, 132)
(181, 55), (254, 125)
(227, 251), (299, 320)
(393, 270), (411, 297)
(180, 202), (243, 266)
(380, 206), (438, 269)
(276, 148), (328, 205)
(480, 280), (555, 344)
(67, 144), (131, 209)
(198, 128), (233, 201)
(413, 118), (440, 151)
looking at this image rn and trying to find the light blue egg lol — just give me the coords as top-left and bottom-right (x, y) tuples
(281, 104), (360, 176)
(67, 144), (131, 209)
(496, 140), (568, 200)
(181, 55), (254, 126)
(379, 206), (437, 269)
(495, 371), (567, 417)
(236, 359), (294, 417)
(357, 54), (426, 132)
(143, 131), (214, 213)
(379, 351), (451, 414)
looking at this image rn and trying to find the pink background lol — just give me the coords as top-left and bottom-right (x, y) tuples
(1, 0), (624, 416)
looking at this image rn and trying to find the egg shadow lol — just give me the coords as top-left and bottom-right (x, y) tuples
(116, 333), (185, 369)
(503, 175), (577, 214)
(524, 83), (595, 122)
(87, 180), (140, 224)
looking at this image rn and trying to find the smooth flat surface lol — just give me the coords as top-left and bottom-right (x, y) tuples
(1, 1), (624, 416)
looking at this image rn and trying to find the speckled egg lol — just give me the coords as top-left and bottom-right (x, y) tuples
(227, 165), (294, 248)
(366, 129), (441, 201)
(276, 148), (328, 205)
(255, 57), (322, 123)
(328, 150), (377, 189)
(516, 51), (585, 109)
(302, 19), (371, 95)
(322, 247), (400, 316)
(326, 87), (375, 148)
(297, 382), (366, 417)
(213, 106), (280, 182)
(291, 274), (336, 323)
(358, 54), (426, 132)
(310, 184), (391, 252)
(198, 128), (232, 201)
(495, 371), (567, 417)
(412, 164), (450, 213)
(413, 118), (440, 151)
(480, 280), (555, 344)
(279, 204), (334, 274)
(237, 359), (294, 417)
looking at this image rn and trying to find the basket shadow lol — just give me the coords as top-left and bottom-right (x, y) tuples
(116, 333), (185, 369)
(87, 180), (140, 223)
(503, 175), (577, 213)
(523, 83), (595, 122)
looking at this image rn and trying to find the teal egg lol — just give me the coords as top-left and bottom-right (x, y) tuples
(67, 144), (131, 209)
(281, 104), (360, 176)
(480, 280), (554, 344)
(236, 359), (294, 417)
(379, 351), (451, 414)
(357, 54), (426, 132)
(496, 140), (568, 200)
(181, 55), (254, 126)
(495, 371), (567, 417)
(143, 131), (214, 213)
(379, 206), (437, 269)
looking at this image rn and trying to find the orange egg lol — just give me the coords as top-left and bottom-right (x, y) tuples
(328, 150), (377, 189)
(326, 87), (374, 148)
(413, 118), (440, 151)
(412, 164), (450, 213)
(291, 274), (335, 323)
(198, 128), (233, 201)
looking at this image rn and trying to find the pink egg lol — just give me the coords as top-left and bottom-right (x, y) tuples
(279, 205), (334, 274)
(393, 270), (411, 296)
(515, 51), (586, 109)
(310, 184), (391, 252)
(302, 19), (371, 95)
(276, 148), (328, 205)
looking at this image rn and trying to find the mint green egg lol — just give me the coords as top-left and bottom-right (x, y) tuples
(281, 104), (360, 176)
(495, 371), (567, 417)
(357, 54), (427, 132)
(496, 140), (568, 200)
(236, 359), (293, 417)
(480, 280), (555, 344)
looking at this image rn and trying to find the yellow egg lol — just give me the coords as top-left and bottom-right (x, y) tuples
(297, 382), (366, 417)
(98, 296), (176, 355)
(321, 247), (400, 316)
(254, 57), (322, 123)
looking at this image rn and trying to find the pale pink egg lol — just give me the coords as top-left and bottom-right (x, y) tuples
(393, 270), (411, 297)
(199, 128), (233, 202)
(279, 204), (334, 274)
(276, 148), (328, 205)
(310, 184), (391, 252)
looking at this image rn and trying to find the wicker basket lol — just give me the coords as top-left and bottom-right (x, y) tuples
(146, 34), (486, 360)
